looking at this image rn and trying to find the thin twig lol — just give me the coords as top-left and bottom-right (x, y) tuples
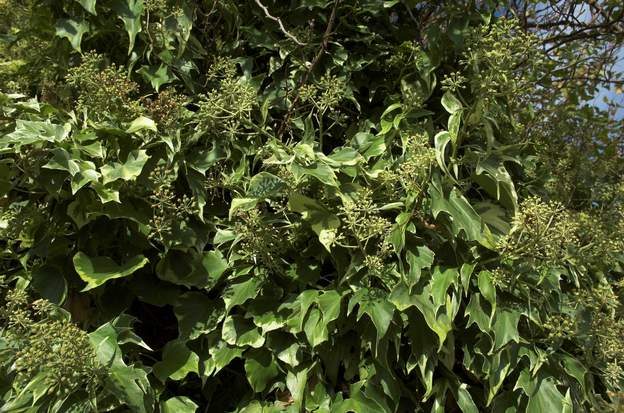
(276, 0), (340, 139)
(254, 0), (306, 46)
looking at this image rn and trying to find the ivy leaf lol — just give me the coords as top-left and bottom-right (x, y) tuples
(126, 116), (157, 133)
(434, 132), (453, 178)
(114, 0), (144, 55)
(405, 245), (435, 288)
(429, 175), (485, 243)
(137, 65), (173, 92)
(288, 193), (340, 251)
(229, 198), (259, 220)
(349, 288), (395, 347)
(291, 161), (339, 187)
(474, 156), (518, 212)
(76, 0), (97, 14)
(303, 308), (329, 347)
(43, 148), (80, 176)
(100, 150), (150, 185)
(153, 340), (199, 382)
(89, 320), (155, 412)
(515, 370), (569, 413)
(223, 276), (263, 312)
(70, 160), (101, 194)
(207, 342), (242, 375)
(55, 18), (89, 52)
(247, 172), (286, 198)
(174, 292), (224, 340)
(1, 120), (68, 149)
(73, 252), (149, 291)
(160, 397), (198, 413)
(464, 294), (490, 333)
(493, 310), (520, 350)
(156, 250), (224, 289)
(454, 383), (479, 413)
(244, 349), (280, 393)
(448, 111), (462, 146)
(441, 91), (462, 113)
(31, 265), (67, 305)
(478, 270), (496, 316)
(222, 315), (265, 348)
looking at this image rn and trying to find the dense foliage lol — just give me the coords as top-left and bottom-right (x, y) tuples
(1, 0), (623, 412)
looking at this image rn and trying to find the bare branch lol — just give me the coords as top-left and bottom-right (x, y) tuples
(253, 0), (306, 46)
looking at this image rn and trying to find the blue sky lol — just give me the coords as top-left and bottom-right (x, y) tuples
(590, 48), (624, 120)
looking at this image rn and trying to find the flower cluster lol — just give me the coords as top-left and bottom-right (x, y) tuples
(572, 284), (624, 390)
(1, 291), (104, 398)
(498, 196), (581, 267)
(379, 133), (435, 199)
(148, 166), (196, 244)
(145, 89), (187, 131)
(197, 58), (255, 140)
(337, 188), (391, 250)
(233, 208), (288, 275)
(66, 52), (141, 122)
(441, 71), (468, 93)
(462, 18), (542, 115)
(299, 73), (347, 113)
(0, 200), (46, 245)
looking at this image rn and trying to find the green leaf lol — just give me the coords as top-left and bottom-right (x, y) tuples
(289, 193), (340, 251)
(229, 198), (259, 220)
(247, 172), (286, 198)
(209, 341), (243, 374)
(31, 265), (67, 305)
(464, 294), (490, 333)
(430, 266), (458, 308)
(223, 276), (263, 312)
(478, 270), (496, 315)
(203, 250), (228, 279)
(137, 65), (173, 92)
(316, 290), (342, 323)
(291, 161), (339, 187)
(350, 288), (395, 346)
(405, 245), (435, 288)
(493, 310), (520, 350)
(454, 383), (479, 413)
(107, 366), (155, 413)
(153, 340), (199, 382)
(448, 111), (462, 146)
(71, 160), (101, 194)
(244, 349), (280, 393)
(43, 148), (80, 176)
(126, 116), (157, 133)
(515, 370), (567, 413)
(156, 250), (223, 289)
(429, 175), (486, 243)
(100, 150), (150, 184)
(89, 320), (155, 412)
(1, 120), (68, 149)
(161, 397), (198, 413)
(222, 315), (265, 348)
(441, 91), (462, 113)
(73, 252), (149, 291)
(77, 0), (97, 14)
(434, 131), (452, 177)
(174, 292), (224, 340)
(55, 18), (89, 52)
(303, 308), (329, 347)
(474, 156), (518, 211)
(114, 0), (144, 55)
